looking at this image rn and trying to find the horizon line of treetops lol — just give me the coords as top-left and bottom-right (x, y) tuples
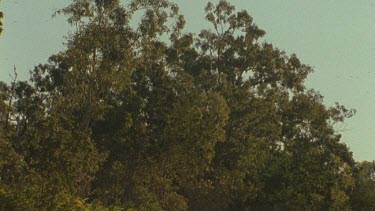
(0, 0), (374, 210)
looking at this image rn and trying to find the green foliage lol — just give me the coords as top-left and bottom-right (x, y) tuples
(351, 161), (375, 210)
(0, 0), (373, 210)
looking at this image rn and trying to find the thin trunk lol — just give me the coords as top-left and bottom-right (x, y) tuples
(5, 66), (17, 129)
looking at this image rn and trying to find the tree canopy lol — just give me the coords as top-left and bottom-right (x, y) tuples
(0, 0), (373, 210)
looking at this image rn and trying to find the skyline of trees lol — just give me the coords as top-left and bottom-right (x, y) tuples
(0, 0), (374, 210)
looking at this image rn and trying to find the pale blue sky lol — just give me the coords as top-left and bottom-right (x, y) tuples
(0, 0), (374, 161)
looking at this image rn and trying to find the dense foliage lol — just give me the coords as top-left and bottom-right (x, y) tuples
(1, 0), (374, 210)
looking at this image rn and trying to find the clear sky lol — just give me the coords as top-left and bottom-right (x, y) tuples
(0, 0), (374, 161)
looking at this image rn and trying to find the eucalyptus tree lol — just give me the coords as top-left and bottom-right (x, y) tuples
(176, 1), (356, 209)
(28, 0), (229, 209)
